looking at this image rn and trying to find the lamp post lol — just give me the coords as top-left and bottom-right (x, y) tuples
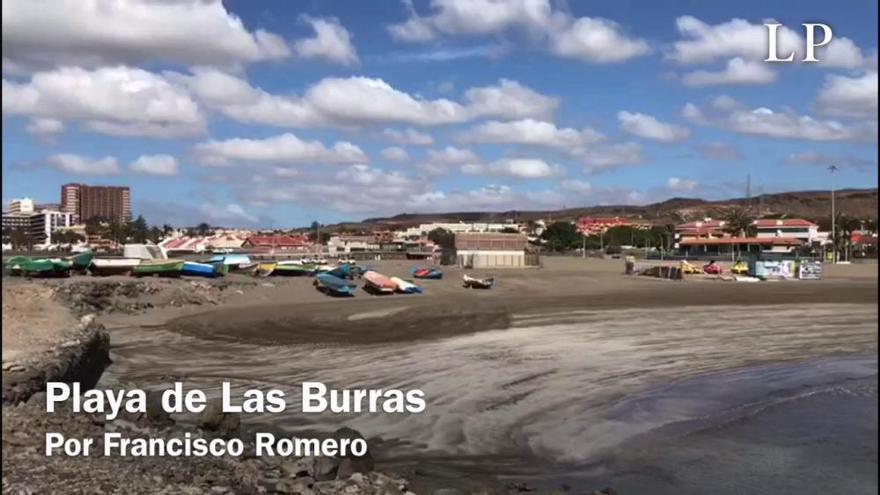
(829, 165), (838, 263)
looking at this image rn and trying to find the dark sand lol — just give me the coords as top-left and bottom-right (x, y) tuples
(161, 258), (878, 345)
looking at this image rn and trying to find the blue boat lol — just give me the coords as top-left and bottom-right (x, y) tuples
(326, 263), (364, 280)
(314, 273), (357, 296)
(411, 267), (443, 279)
(182, 261), (221, 278)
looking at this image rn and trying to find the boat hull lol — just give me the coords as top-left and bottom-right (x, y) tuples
(273, 262), (315, 276)
(132, 260), (185, 277)
(463, 274), (494, 289)
(314, 273), (357, 296)
(181, 261), (221, 278)
(390, 276), (422, 294)
(411, 267), (443, 279)
(90, 258), (141, 276)
(363, 271), (396, 294)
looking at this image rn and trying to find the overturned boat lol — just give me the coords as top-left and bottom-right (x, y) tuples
(90, 258), (142, 276)
(463, 274), (494, 289)
(390, 276), (422, 294)
(314, 273), (357, 296)
(363, 270), (396, 294)
(132, 259), (185, 277)
(411, 267), (443, 279)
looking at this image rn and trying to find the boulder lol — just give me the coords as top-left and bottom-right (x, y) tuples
(197, 399), (240, 437)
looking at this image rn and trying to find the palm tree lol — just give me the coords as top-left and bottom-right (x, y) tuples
(722, 207), (756, 237)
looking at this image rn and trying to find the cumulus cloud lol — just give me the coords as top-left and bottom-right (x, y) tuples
(681, 102), (708, 124)
(2, 0), (290, 71)
(293, 16), (359, 66)
(667, 16), (865, 68)
(682, 57), (777, 86)
(382, 127), (435, 146)
(199, 203), (260, 225)
(457, 119), (604, 151)
(549, 16), (651, 63)
(130, 154), (179, 176)
(47, 153), (120, 175)
(461, 158), (564, 178)
(667, 177), (699, 192)
(388, 0), (648, 63)
(426, 146), (480, 165)
(25, 118), (64, 139)
(574, 142), (646, 173)
(710, 94), (742, 111)
(815, 71), (878, 119)
(618, 111), (690, 142)
(380, 146), (410, 162)
(191, 133), (367, 166)
(177, 68), (557, 128)
(3, 66), (205, 138)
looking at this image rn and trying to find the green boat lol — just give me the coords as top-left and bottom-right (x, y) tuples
(4, 255), (30, 275)
(18, 258), (73, 277)
(132, 259), (185, 277)
(66, 251), (94, 272)
(272, 262), (316, 276)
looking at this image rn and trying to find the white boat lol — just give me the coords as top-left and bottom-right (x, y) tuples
(90, 258), (142, 276)
(123, 244), (167, 260)
(390, 276), (422, 294)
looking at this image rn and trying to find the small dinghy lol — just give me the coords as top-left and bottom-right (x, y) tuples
(132, 259), (185, 277)
(90, 258), (141, 276)
(363, 270), (396, 294)
(411, 267), (443, 279)
(390, 276), (422, 294)
(314, 273), (357, 296)
(463, 274), (494, 289)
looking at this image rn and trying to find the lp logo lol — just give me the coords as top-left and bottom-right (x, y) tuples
(764, 23), (833, 63)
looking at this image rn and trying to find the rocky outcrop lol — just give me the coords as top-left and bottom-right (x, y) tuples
(2, 314), (110, 405)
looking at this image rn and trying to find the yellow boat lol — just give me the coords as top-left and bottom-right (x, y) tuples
(255, 262), (277, 277)
(680, 260), (702, 275)
(731, 261), (749, 275)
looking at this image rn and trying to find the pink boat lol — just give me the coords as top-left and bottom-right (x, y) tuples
(363, 270), (396, 294)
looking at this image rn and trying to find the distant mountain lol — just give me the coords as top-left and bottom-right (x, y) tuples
(328, 188), (877, 231)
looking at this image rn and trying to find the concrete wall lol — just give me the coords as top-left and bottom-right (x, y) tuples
(457, 250), (526, 268)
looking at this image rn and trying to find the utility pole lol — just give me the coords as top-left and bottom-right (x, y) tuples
(746, 174), (751, 213)
(829, 165), (838, 263)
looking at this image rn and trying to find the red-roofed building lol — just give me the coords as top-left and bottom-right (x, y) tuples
(243, 235), (312, 252)
(679, 236), (804, 254)
(576, 217), (649, 235)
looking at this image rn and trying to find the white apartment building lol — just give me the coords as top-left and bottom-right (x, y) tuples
(753, 219), (821, 244)
(401, 222), (514, 239)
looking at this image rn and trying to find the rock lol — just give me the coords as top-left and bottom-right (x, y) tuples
(197, 399), (240, 437)
(145, 390), (173, 427)
(590, 489), (617, 495)
(336, 458), (373, 480)
(280, 457), (315, 478)
(431, 489), (465, 495)
(313, 456), (340, 482)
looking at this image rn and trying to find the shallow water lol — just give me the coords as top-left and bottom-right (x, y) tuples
(100, 303), (878, 491)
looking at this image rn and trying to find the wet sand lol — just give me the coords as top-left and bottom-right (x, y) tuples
(160, 258), (878, 345)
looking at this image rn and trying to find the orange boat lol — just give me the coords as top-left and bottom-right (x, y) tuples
(363, 270), (396, 294)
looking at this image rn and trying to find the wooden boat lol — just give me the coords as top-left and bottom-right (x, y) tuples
(362, 271), (396, 294)
(90, 258), (141, 276)
(4, 255), (30, 275)
(390, 276), (422, 294)
(17, 258), (73, 277)
(209, 254), (252, 269)
(463, 274), (494, 289)
(255, 262), (277, 277)
(273, 261), (315, 276)
(132, 259), (185, 277)
(182, 261), (222, 278)
(314, 273), (357, 296)
(66, 251), (94, 272)
(411, 267), (442, 279)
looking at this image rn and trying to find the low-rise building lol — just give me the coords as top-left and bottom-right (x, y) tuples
(401, 222), (512, 238)
(577, 216), (649, 235)
(454, 232), (532, 268)
(243, 235), (312, 252)
(327, 235), (380, 254)
(29, 208), (74, 245)
(753, 218), (820, 244)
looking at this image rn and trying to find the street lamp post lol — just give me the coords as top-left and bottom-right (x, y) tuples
(829, 165), (838, 263)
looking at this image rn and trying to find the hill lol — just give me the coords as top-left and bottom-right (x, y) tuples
(329, 188), (877, 231)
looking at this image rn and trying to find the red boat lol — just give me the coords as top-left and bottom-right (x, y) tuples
(363, 270), (396, 294)
(702, 261), (722, 275)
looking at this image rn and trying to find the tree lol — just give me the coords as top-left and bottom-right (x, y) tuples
(427, 228), (456, 249)
(541, 221), (581, 251)
(195, 222), (212, 236)
(722, 207), (756, 237)
(129, 215), (149, 243)
(148, 226), (163, 244)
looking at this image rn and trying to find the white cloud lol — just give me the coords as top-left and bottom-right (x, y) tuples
(457, 119), (604, 150)
(559, 179), (593, 194)
(2, 0), (290, 71)
(382, 127), (435, 146)
(682, 57), (777, 86)
(388, 0), (648, 64)
(667, 177), (699, 192)
(575, 142), (646, 173)
(130, 154), (179, 176)
(618, 111), (690, 142)
(549, 16), (651, 63)
(47, 153), (120, 175)
(426, 146), (480, 165)
(25, 117), (64, 138)
(710, 95), (741, 111)
(462, 158), (564, 178)
(725, 107), (863, 141)
(179, 68), (557, 128)
(3, 66), (204, 138)
(380, 146), (410, 162)
(199, 203), (260, 225)
(293, 16), (359, 66)
(815, 71), (878, 119)
(192, 133), (367, 166)
(681, 102), (708, 124)
(668, 16), (865, 68)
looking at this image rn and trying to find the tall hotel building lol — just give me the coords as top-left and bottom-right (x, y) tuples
(61, 183), (131, 223)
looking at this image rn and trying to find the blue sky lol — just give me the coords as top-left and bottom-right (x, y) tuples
(2, 0), (877, 228)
